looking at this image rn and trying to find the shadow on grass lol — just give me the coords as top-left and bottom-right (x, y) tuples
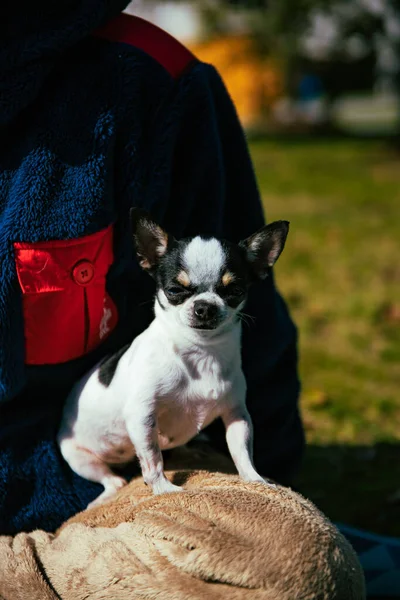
(297, 442), (400, 538)
(247, 127), (400, 148)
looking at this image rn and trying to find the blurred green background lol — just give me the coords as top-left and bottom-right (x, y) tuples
(128, 0), (400, 536)
(250, 136), (400, 536)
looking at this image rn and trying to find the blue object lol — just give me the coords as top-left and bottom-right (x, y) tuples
(338, 523), (400, 597)
(0, 1), (302, 534)
(298, 73), (324, 101)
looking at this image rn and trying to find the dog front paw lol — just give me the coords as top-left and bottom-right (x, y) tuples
(261, 477), (277, 489)
(242, 474), (277, 489)
(152, 479), (184, 495)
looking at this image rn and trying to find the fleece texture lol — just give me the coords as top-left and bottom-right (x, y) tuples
(0, 1), (303, 534)
(0, 445), (366, 600)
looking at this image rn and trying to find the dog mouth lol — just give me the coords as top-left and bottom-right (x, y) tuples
(190, 318), (221, 331)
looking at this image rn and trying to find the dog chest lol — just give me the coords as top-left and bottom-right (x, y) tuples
(156, 400), (220, 448)
(154, 356), (233, 447)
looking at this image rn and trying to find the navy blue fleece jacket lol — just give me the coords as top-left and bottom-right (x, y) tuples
(0, 0), (304, 534)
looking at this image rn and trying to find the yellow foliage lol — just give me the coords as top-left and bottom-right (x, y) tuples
(189, 36), (283, 125)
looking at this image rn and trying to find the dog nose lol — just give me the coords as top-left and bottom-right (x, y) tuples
(194, 301), (218, 321)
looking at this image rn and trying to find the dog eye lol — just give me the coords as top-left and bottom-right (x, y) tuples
(167, 286), (185, 296)
(218, 284), (244, 298)
(228, 285), (244, 297)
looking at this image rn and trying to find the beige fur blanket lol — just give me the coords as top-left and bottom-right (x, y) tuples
(0, 444), (365, 600)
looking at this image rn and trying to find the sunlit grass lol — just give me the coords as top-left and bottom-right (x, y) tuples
(249, 137), (400, 534)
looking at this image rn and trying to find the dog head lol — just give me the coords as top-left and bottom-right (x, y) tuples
(130, 209), (289, 334)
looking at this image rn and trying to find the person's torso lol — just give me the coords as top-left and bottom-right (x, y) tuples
(0, 15), (196, 405)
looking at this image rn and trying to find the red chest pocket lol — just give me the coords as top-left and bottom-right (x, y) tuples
(14, 225), (118, 365)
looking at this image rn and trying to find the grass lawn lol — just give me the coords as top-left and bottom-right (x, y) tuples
(249, 136), (400, 536)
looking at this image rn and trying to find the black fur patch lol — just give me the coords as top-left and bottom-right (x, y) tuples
(156, 242), (195, 305)
(98, 344), (130, 387)
(217, 240), (251, 306)
(143, 414), (156, 429)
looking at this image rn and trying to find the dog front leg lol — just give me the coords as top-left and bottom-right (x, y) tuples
(126, 412), (182, 495)
(221, 403), (276, 488)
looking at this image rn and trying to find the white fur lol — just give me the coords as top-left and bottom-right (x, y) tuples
(58, 254), (271, 507)
(183, 237), (225, 286)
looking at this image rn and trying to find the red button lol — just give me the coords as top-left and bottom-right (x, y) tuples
(72, 260), (95, 286)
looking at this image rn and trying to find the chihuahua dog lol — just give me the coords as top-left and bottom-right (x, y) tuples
(58, 209), (289, 507)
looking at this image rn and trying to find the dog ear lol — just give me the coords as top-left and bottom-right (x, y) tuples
(130, 208), (169, 271)
(239, 221), (289, 280)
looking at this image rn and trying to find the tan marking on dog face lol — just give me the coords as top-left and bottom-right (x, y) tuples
(177, 270), (191, 287)
(222, 271), (235, 286)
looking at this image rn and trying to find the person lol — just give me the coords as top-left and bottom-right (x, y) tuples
(0, 0), (304, 535)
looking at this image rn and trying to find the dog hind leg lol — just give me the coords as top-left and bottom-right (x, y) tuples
(60, 439), (128, 508)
